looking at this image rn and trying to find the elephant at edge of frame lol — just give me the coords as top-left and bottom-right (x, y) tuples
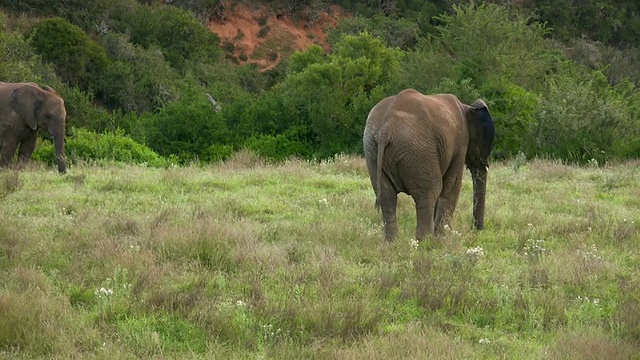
(0, 82), (67, 173)
(363, 89), (495, 241)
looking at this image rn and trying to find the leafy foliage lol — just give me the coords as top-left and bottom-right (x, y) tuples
(28, 17), (109, 91)
(531, 70), (638, 163)
(141, 89), (232, 163)
(327, 13), (420, 49)
(114, 4), (223, 71)
(33, 128), (168, 167)
(2, 0), (640, 165)
(98, 32), (182, 113)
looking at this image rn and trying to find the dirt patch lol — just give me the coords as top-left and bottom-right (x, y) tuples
(208, 2), (346, 71)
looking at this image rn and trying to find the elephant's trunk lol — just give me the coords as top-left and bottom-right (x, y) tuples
(50, 125), (66, 174)
(470, 165), (488, 229)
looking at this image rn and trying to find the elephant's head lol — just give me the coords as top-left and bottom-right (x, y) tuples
(465, 99), (495, 230)
(11, 84), (67, 173)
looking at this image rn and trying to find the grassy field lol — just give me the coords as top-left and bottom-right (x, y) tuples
(0, 152), (638, 359)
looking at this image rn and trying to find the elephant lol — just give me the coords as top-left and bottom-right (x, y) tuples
(0, 82), (67, 173)
(363, 89), (495, 240)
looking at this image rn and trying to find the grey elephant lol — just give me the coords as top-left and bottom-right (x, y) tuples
(0, 82), (67, 173)
(363, 89), (495, 240)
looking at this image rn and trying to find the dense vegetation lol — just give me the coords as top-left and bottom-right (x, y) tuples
(1, 0), (640, 166)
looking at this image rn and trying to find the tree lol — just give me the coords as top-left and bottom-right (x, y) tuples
(29, 17), (108, 91)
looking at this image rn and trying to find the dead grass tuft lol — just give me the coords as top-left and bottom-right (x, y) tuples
(219, 148), (265, 170)
(65, 173), (86, 187)
(8, 266), (51, 292)
(615, 278), (640, 342)
(552, 245), (610, 288)
(527, 158), (575, 181)
(0, 289), (79, 356)
(105, 216), (141, 237)
(331, 323), (474, 359)
(322, 154), (369, 176)
(546, 331), (638, 360)
(0, 171), (21, 197)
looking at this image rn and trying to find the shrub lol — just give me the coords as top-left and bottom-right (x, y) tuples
(0, 19), (44, 81)
(327, 13), (420, 50)
(243, 130), (312, 161)
(119, 4), (223, 71)
(28, 17), (108, 91)
(287, 44), (326, 75)
(263, 32), (400, 158)
(97, 32), (182, 113)
(32, 128), (167, 167)
(435, 3), (553, 91)
(142, 89), (232, 163)
(58, 86), (112, 131)
(479, 79), (541, 158)
(530, 70), (635, 163)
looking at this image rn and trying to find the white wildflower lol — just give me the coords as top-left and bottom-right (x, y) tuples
(95, 287), (114, 296)
(466, 246), (484, 257)
(410, 238), (419, 250)
(523, 239), (546, 259)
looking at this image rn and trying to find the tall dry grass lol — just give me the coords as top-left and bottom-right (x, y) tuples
(0, 155), (638, 359)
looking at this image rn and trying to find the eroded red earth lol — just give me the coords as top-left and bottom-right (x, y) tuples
(208, 2), (346, 71)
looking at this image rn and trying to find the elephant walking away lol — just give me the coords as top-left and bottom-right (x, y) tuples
(0, 82), (67, 173)
(363, 89), (495, 240)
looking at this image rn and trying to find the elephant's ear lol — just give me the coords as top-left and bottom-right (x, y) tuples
(10, 84), (43, 131)
(470, 99), (495, 164)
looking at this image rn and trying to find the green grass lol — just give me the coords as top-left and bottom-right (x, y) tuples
(0, 153), (639, 359)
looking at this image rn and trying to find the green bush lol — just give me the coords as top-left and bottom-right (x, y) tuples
(29, 17), (108, 91)
(142, 89), (232, 163)
(435, 3), (553, 91)
(118, 4), (223, 71)
(328, 13), (420, 50)
(33, 128), (167, 167)
(530, 71), (634, 163)
(0, 0), (110, 29)
(98, 32), (182, 113)
(479, 79), (540, 158)
(287, 44), (326, 75)
(243, 129), (312, 161)
(58, 86), (113, 131)
(262, 32), (399, 158)
(0, 17), (44, 81)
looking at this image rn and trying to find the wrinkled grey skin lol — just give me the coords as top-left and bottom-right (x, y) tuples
(0, 82), (67, 173)
(363, 89), (495, 240)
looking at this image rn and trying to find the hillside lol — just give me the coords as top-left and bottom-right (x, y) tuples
(208, 2), (345, 70)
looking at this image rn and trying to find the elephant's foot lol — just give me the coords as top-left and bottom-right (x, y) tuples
(384, 222), (399, 241)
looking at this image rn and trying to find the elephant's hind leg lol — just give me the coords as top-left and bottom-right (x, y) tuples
(17, 134), (37, 167)
(414, 186), (440, 240)
(377, 179), (399, 241)
(435, 160), (464, 232)
(0, 138), (18, 168)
